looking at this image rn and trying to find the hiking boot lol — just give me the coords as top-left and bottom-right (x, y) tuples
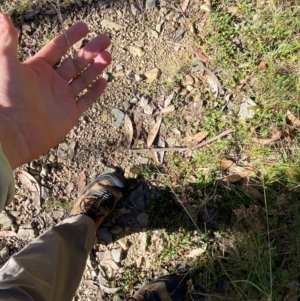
(128, 275), (187, 301)
(70, 173), (126, 228)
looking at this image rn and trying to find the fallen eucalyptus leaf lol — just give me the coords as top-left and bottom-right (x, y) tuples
(252, 131), (282, 145)
(183, 131), (209, 145)
(192, 45), (208, 63)
(287, 110), (300, 127)
(15, 170), (40, 208)
(220, 159), (235, 170)
(77, 171), (86, 194)
(161, 105), (175, 115)
(147, 117), (162, 147)
(124, 114), (134, 148)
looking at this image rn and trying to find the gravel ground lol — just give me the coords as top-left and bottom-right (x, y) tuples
(0, 1), (210, 299)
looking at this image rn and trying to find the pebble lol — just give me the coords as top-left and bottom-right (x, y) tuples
(182, 75), (195, 86)
(129, 185), (145, 210)
(146, 0), (157, 9)
(129, 46), (144, 57)
(150, 30), (159, 39)
(40, 164), (49, 177)
(0, 246), (9, 259)
(134, 40), (145, 47)
(41, 186), (51, 199)
(97, 227), (113, 243)
(17, 224), (35, 240)
(111, 248), (122, 263)
(22, 24), (31, 32)
(144, 68), (161, 83)
(115, 64), (123, 71)
(138, 157), (149, 165)
(135, 74), (141, 82)
(137, 213), (149, 227)
(110, 225), (123, 235)
(0, 212), (13, 229)
(174, 28), (185, 43)
(57, 143), (68, 163)
(96, 250), (111, 261)
(191, 59), (205, 74)
(166, 137), (177, 146)
(100, 19), (122, 31)
(53, 211), (64, 219)
(117, 238), (129, 250)
(111, 109), (125, 128)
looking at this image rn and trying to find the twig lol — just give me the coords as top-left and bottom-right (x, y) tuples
(131, 129), (233, 153)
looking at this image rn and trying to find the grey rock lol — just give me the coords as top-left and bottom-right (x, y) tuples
(18, 224), (35, 240)
(103, 166), (117, 174)
(191, 59), (205, 74)
(146, 0), (157, 9)
(97, 227), (113, 243)
(138, 157), (149, 165)
(111, 109), (125, 128)
(135, 74), (142, 82)
(110, 225), (123, 235)
(57, 143), (68, 163)
(53, 211), (64, 219)
(25, 10), (39, 20)
(0, 246), (9, 259)
(115, 64), (123, 71)
(111, 248), (122, 263)
(137, 213), (149, 227)
(144, 68), (161, 83)
(22, 24), (31, 32)
(45, 9), (57, 15)
(174, 28), (185, 43)
(101, 19), (122, 31)
(134, 40), (145, 48)
(129, 185), (145, 210)
(0, 212), (13, 229)
(41, 186), (51, 199)
(129, 46), (144, 57)
(96, 250), (111, 261)
(166, 137), (177, 146)
(40, 164), (49, 177)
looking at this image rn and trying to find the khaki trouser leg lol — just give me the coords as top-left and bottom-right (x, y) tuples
(0, 215), (96, 301)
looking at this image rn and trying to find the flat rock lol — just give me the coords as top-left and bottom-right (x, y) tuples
(144, 68), (161, 83)
(97, 227), (113, 243)
(111, 109), (125, 128)
(0, 212), (13, 229)
(151, 30), (159, 39)
(129, 46), (144, 57)
(111, 248), (122, 263)
(96, 250), (112, 261)
(41, 186), (51, 199)
(17, 225), (35, 240)
(129, 185), (145, 210)
(117, 238), (129, 250)
(110, 225), (123, 235)
(146, 0), (157, 9)
(137, 213), (149, 227)
(138, 157), (150, 165)
(174, 28), (185, 43)
(100, 19), (122, 31)
(57, 143), (68, 163)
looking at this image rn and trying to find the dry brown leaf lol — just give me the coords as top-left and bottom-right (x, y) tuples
(147, 117), (162, 147)
(15, 170), (40, 208)
(183, 131), (209, 146)
(185, 246), (206, 258)
(124, 114), (133, 148)
(258, 60), (267, 70)
(161, 105), (175, 115)
(283, 127), (292, 142)
(192, 45), (208, 63)
(240, 186), (264, 201)
(252, 131), (282, 145)
(287, 110), (300, 127)
(220, 159), (235, 170)
(223, 168), (253, 183)
(77, 171), (86, 194)
(181, 0), (190, 12)
(0, 230), (16, 237)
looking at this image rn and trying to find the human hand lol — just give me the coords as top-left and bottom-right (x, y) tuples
(0, 13), (111, 169)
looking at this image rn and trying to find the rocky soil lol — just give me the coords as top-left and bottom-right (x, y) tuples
(0, 0), (212, 299)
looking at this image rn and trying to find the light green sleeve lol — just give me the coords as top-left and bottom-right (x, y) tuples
(0, 142), (15, 211)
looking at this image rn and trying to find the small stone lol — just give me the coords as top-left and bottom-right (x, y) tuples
(186, 85), (194, 91)
(156, 21), (164, 33)
(0, 246), (9, 259)
(65, 182), (74, 194)
(25, 10), (39, 20)
(191, 59), (205, 74)
(138, 157), (149, 165)
(129, 185), (145, 210)
(165, 11), (175, 20)
(22, 24), (31, 32)
(166, 137), (177, 146)
(0, 212), (13, 229)
(103, 166), (117, 174)
(48, 154), (56, 162)
(134, 40), (145, 47)
(53, 211), (64, 219)
(111, 108), (125, 128)
(144, 68), (161, 83)
(40, 164), (49, 177)
(97, 227), (113, 243)
(182, 75), (195, 86)
(9, 211), (20, 218)
(113, 71), (124, 77)
(130, 98), (138, 104)
(200, 3), (212, 13)
(115, 64), (123, 71)
(45, 9), (57, 15)
(146, 0), (157, 9)
(129, 46), (144, 57)
(41, 186), (51, 199)
(123, 102), (132, 111)
(137, 213), (149, 227)
(110, 225), (123, 235)
(150, 30), (159, 39)
(100, 19), (122, 31)
(17, 225), (35, 240)
(102, 72), (109, 80)
(117, 238), (129, 250)
(174, 28), (185, 43)
(57, 143), (68, 163)
(96, 250), (112, 261)
(135, 74), (141, 82)
(111, 248), (122, 263)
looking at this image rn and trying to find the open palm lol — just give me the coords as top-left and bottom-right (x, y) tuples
(0, 14), (111, 168)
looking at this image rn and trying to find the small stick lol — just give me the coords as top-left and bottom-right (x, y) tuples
(131, 129), (233, 153)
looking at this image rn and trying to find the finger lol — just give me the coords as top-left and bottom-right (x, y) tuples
(76, 78), (107, 114)
(34, 22), (89, 66)
(0, 13), (18, 58)
(56, 34), (111, 81)
(70, 51), (111, 96)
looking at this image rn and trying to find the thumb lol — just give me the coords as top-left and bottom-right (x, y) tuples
(0, 13), (18, 58)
